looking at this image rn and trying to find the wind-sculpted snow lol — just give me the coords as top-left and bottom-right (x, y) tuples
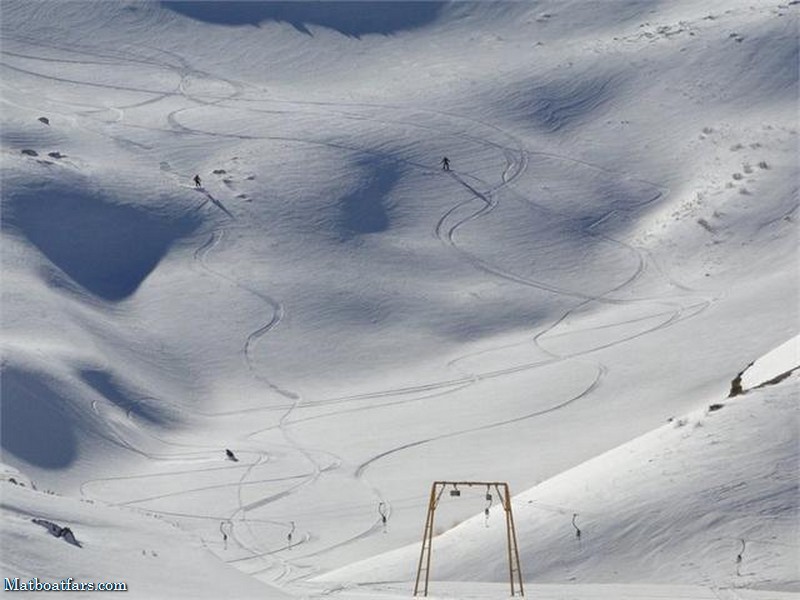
(502, 72), (626, 134)
(707, 25), (800, 106)
(0, 118), (69, 151)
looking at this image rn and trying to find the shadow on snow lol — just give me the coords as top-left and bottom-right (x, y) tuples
(1, 368), (78, 469)
(79, 370), (174, 426)
(336, 159), (401, 239)
(160, 1), (445, 37)
(5, 190), (199, 302)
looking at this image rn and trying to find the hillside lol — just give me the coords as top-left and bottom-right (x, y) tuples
(1, 1), (797, 598)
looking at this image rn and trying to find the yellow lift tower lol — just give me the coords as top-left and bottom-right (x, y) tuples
(413, 481), (524, 597)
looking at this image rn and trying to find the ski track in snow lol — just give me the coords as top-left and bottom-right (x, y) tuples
(26, 35), (732, 585)
(342, 108), (717, 486)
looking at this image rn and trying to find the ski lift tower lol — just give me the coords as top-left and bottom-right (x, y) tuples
(413, 481), (524, 597)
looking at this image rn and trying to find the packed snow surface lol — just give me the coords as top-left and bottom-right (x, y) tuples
(1, 0), (797, 598)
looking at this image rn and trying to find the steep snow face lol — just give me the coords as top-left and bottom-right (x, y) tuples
(324, 373), (799, 592)
(1, 0), (797, 597)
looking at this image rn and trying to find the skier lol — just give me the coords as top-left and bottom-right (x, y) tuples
(193, 174), (202, 187)
(440, 157), (450, 171)
(220, 521), (229, 550)
(378, 502), (388, 533)
(287, 521), (296, 550)
(225, 448), (238, 462)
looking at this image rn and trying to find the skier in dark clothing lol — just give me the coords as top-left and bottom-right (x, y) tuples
(194, 174), (202, 187)
(225, 449), (238, 462)
(220, 521), (229, 550)
(440, 157), (450, 171)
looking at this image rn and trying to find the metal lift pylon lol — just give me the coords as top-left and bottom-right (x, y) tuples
(413, 481), (524, 597)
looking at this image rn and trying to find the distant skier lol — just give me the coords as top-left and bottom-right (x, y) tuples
(194, 174), (202, 187)
(286, 521), (296, 550)
(225, 448), (238, 462)
(220, 521), (229, 550)
(440, 157), (450, 171)
(378, 502), (388, 533)
(572, 513), (581, 539)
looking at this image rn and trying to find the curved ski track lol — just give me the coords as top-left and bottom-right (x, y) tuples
(9, 36), (724, 586)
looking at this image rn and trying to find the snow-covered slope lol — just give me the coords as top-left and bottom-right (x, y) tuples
(1, 465), (288, 599)
(1, 1), (797, 598)
(323, 370), (798, 594)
